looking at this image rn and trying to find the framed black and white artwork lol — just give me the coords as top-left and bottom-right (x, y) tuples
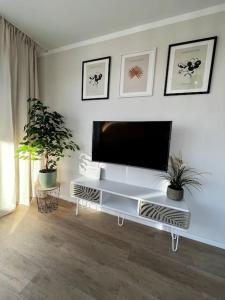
(164, 36), (217, 96)
(82, 56), (111, 100)
(119, 50), (156, 98)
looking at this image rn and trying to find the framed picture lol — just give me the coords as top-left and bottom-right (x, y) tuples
(119, 50), (156, 98)
(164, 36), (217, 96)
(82, 56), (111, 100)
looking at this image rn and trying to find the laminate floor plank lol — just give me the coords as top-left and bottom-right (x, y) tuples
(0, 200), (224, 300)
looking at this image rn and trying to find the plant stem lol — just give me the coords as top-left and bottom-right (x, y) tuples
(45, 153), (49, 170)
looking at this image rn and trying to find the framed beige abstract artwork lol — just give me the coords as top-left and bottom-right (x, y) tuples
(119, 50), (156, 98)
(164, 36), (217, 95)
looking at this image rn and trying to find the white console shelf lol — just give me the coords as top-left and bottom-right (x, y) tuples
(70, 177), (191, 252)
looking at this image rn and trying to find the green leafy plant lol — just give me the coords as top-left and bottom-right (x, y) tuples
(17, 98), (80, 172)
(161, 154), (203, 192)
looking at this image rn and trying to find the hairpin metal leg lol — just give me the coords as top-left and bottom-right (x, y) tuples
(118, 216), (124, 227)
(171, 233), (179, 252)
(75, 198), (79, 216)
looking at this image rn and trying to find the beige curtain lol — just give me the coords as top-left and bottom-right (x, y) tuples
(0, 17), (40, 212)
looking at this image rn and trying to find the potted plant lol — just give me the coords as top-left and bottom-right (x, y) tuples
(17, 98), (80, 188)
(161, 154), (203, 201)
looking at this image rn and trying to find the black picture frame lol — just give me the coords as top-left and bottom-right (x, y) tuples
(82, 56), (111, 101)
(164, 36), (217, 96)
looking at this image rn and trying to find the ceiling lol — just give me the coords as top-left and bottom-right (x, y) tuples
(0, 0), (225, 50)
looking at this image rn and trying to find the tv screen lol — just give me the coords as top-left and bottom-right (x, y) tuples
(92, 121), (172, 171)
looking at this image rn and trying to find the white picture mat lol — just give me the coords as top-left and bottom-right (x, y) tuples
(166, 40), (215, 94)
(119, 49), (156, 97)
(83, 58), (109, 99)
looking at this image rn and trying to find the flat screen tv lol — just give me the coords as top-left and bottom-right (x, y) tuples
(92, 121), (172, 171)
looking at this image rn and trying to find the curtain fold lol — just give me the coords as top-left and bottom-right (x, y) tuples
(0, 17), (40, 211)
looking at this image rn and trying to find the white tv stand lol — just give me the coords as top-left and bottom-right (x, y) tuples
(70, 177), (190, 252)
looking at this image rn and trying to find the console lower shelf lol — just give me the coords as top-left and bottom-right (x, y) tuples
(70, 177), (191, 252)
(102, 192), (138, 216)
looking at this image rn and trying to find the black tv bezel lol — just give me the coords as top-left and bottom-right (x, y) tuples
(92, 121), (172, 171)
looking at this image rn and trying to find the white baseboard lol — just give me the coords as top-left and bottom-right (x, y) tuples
(60, 194), (225, 250)
(0, 209), (15, 218)
(60, 194), (75, 203)
(180, 232), (225, 250)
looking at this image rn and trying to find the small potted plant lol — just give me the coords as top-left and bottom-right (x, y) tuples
(161, 154), (203, 201)
(17, 98), (80, 188)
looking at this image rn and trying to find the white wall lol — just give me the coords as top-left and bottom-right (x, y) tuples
(38, 12), (225, 248)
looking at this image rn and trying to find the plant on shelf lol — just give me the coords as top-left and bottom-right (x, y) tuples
(17, 98), (80, 188)
(160, 154), (203, 201)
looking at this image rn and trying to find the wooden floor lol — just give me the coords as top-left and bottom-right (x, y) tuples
(0, 200), (225, 300)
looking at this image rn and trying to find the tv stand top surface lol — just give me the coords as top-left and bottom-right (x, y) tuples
(72, 177), (189, 212)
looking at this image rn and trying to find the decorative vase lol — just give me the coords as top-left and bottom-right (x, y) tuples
(39, 170), (57, 188)
(167, 185), (184, 201)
